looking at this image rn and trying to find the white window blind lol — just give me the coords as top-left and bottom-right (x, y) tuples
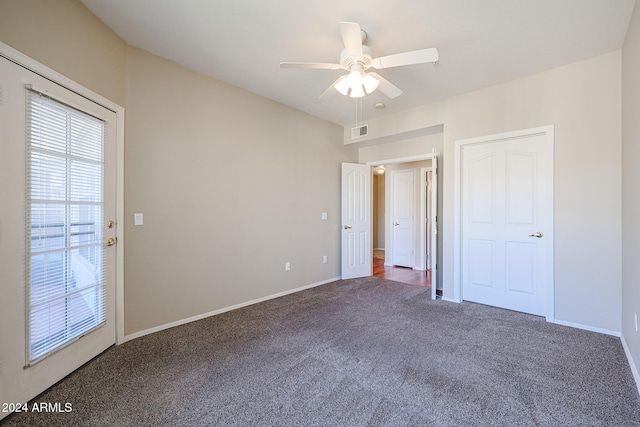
(26, 88), (106, 364)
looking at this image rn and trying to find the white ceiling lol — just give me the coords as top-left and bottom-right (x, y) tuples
(80, 0), (635, 126)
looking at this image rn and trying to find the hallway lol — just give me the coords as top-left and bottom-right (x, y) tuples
(372, 250), (431, 287)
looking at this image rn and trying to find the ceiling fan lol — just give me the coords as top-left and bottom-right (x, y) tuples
(280, 21), (438, 99)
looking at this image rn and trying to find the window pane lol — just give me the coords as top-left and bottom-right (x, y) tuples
(70, 114), (103, 161)
(30, 203), (67, 253)
(30, 252), (66, 305)
(30, 151), (66, 200)
(69, 204), (102, 247)
(70, 160), (102, 203)
(29, 101), (67, 154)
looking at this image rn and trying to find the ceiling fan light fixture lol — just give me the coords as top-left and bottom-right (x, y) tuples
(363, 73), (380, 94)
(347, 69), (364, 89)
(349, 84), (365, 98)
(334, 76), (350, 96)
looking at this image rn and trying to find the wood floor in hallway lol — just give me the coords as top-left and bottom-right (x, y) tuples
(372, 250), (431, 287)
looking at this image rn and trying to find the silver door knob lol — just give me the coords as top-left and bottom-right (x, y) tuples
(343, 225), (352, 229)
(106, 237), (118, 246)
(393, 222), (400, 226)
(528, 232), (543, 238)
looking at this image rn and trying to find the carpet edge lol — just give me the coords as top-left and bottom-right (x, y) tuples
(123, 276), (341, 342)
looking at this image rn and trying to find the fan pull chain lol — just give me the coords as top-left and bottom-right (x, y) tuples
(355, 97), (363, 128)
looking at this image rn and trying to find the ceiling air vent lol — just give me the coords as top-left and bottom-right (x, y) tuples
(351, 124), (368, 139)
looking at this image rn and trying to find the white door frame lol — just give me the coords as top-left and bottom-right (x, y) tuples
(419, 167), (433, 272)
(453, 125), (554, 321)
(366, 152), (439, 291)
(0, 42), (126, 343)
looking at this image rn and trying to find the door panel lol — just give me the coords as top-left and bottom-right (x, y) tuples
(341, 163), (371, 279)
(506, 152), (536, 225)
(469, 154), (496, 225)
(469, 239), (495, 288)
(505, 242), (536, 294)
(0, 55), (117, 416)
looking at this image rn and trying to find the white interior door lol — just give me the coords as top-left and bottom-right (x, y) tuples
(0, 55), (117, 417)
(461, 131), (551, 316)
(392, 170), (415, 268)
(430, 156), (438, 300)
(341, 163), (372, 279)
(424, 170), (432, 270)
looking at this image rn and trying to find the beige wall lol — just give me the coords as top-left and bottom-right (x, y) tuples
(0, 1), (356, 337)
(0, 0), (126, 106)
(353, 51), (622, 332)
(622, 2), (640, 381)
(124, 47), (356, 334)
(359, 132), (444, 163)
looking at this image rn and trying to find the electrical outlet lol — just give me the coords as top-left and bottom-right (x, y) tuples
(285, 262), (291, 271)
(323, 255), (328, 263)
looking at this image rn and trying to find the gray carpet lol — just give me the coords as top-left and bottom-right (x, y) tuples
(2, 277), (639, 426)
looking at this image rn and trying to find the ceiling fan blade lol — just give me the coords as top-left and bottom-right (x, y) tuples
(280, 62), (342, 70)
(319, 78), (339, 99)
(319, 85), (336, 99)
(339, 21), (363, 56)
(369, 72), (403, 99)
(371, 48), (439, 69)
(320, 75), (350, 99)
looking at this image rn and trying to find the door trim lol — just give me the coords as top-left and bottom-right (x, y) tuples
(453, 125), (554, 321)
(0, 41), (126, 343)
(419, 167), (433, 272)
(366, 151), (440, 277)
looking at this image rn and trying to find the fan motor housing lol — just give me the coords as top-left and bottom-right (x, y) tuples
(340, 46), (373, 69)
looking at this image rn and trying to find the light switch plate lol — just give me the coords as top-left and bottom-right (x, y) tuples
(321, 212), (327, 220)
(134, 213), (144, 226)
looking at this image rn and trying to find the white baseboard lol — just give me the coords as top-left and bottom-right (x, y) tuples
(551, 318), (621, 337)
(435, 300), (621, 338)
(124, 277), (341, 342)
(621, 333), (640, 396)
